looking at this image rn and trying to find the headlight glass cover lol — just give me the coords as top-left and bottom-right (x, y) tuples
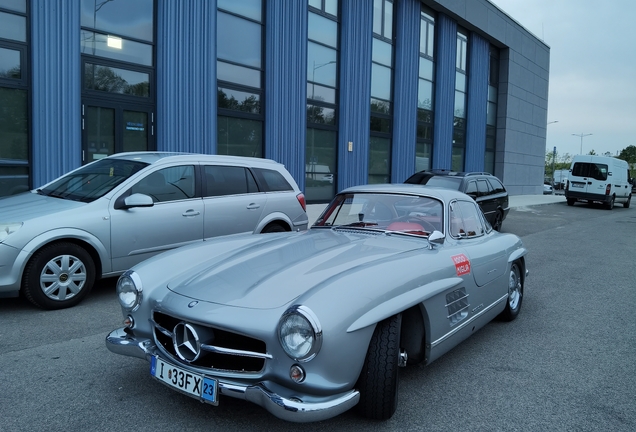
(0, 223), (22, 243)
(278, 305), (322, 362)
(116, 270), (143, 311)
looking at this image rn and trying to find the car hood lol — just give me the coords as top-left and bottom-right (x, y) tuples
(0, 191), (86, 221)
(166, 228), (427, 310)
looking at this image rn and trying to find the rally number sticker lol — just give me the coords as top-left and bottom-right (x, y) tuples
(451, 254), (471, 276)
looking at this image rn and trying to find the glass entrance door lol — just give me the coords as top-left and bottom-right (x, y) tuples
(82, 101), (153, 164)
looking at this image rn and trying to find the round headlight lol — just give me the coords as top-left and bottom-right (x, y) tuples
(116, 270), (143, 311)
(278, 306), (322, 362)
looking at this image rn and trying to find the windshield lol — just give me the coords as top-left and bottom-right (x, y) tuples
(39, 158), (148, 202)
(313, 192), (443, 236)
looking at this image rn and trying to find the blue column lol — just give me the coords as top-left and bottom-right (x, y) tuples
(465, 32), (489, 172)
(391, 0), (420, 182)
(156, 0), (216, 154)
(264, 0), (308, 188)
(31, 0), (81, 185)
(338, 1), (373, 190)
(431, 14), (456, 170)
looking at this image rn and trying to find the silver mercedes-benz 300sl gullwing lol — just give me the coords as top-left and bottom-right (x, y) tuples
(106, 184), (528, 422)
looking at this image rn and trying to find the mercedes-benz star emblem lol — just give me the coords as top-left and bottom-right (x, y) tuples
(172, 322), (201, 362)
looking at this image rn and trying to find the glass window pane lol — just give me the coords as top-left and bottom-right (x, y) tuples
(452, 146), (464, 171)
(370, 63), (391, 101)
(325, 0), (338, 17)
(370, 115), (391, 133)
(307, 42), (337, 87)
(308, 12), (338, 48)
(80, 0), (154, 42)
(488, 85), (497, 103)
(217, 11), (262, 68)
(0, 47), (20, 79)
(0, 11), (26, 42)
(307, 83), (336, 104)
(123, 111), (148, 152)
(308, 0), (321, 9)
(204, 165), (249, 197)
(455, 71), (466, 92)
(307, 104), (335, 125)
(0, 0), (26, 13)
(306, 127), (336, 202)
(372, 38), (392, 66)
(383, 0), (393, 38)
(81, 31), (153, 66)
(86, 106), (115, 161)
(217, 115), (262, 158)
(217, 61), (260, 88)
(427, 25), (435, 58)
(84, 63), (150, 97)
(419, 57), (433, 80)
(369, 136), (390, 184)
(370, 98), (390, 115)
(218, 87), (260, 114)
(0, 87), (28, 159)
(418, 79), (433, 110)
(373, 0), (382, 35)
(454, 90), (465, 119)
(415, 142), (431, 171)
(487, 101), (497, 126)
(218, 0), (262, 21)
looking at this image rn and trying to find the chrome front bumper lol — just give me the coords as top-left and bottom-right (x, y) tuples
(105, 328), (359, 423)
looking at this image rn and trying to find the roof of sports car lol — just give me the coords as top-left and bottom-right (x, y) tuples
(340, 183), (472, 201)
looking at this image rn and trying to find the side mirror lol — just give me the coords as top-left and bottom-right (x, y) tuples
(427, 230), (445, 249)
(118, 193), (154, 210)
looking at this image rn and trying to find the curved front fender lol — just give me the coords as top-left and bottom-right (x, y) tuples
(346, 277), (464, 332)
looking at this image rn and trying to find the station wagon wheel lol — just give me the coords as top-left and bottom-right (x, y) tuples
(492, 210), (504, 231)
(261, 223), (287, 233)
(22, 242), (96, 310)
(499, 261), (523, 322)
(356, 314), (402, 420)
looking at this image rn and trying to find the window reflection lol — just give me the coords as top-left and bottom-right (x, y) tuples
(218, 0), (262, 21)
(0, 47), (20, 79)
(417, 7), (435, 172)
(80, 0), (154, 42)
(217, 12), (262, 68)
(0, 11), (26, 42)
(217, 116), (263, 158)
(81, 31), (153, 66)
(0, 0), (27, 13)
(218, 87), (260, 114)
(217, 61), (261, 88)
(84, 63), (150, 97)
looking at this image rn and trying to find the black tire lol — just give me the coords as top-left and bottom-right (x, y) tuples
(567, 198), (575, 206)
(499, 261), (523, 322)
(605, 196), (615, 210)
(356, 314), (402, 420)
(261, 223), (287, 233)
(492, 210), (503, 232)
(22, 242), (96, 310)
(623, 195), (631, 209)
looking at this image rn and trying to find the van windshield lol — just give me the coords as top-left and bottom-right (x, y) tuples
(572, 162), (608, 181)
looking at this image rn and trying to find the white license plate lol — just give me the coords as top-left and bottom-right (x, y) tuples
(150, 356), (218, 404)
(571, 183), (584, 188)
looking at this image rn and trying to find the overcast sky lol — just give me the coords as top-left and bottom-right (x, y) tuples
(490, 0), (636, 160)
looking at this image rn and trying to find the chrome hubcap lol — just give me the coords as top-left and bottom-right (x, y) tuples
(508, 266), (522, 310)
(40, 254), (87, 301)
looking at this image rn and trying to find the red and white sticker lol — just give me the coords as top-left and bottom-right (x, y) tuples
(451, 254), (471, 276)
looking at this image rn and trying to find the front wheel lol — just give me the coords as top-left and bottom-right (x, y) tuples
(22, 242), (96, 310)
(492, 210), (503, 231)
(356, 314), (402, 420)
(498, 261), (523, 322)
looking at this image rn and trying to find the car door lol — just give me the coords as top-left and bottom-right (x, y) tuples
(109, 164), (204, 271)
(448, 199), (507, 308)
(202, 165), (266, 238)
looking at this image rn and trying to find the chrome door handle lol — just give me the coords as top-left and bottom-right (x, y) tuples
(182, 210), (201, 217)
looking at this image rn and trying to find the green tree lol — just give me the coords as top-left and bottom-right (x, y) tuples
(587, 149), (596, 155)
(617, 145), (636, 165)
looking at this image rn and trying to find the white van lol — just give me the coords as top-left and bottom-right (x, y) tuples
(565, 155), (632, 209)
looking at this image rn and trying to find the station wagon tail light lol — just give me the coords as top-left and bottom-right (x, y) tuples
(296, 193), (307, 212)
(605, 184), (611, 195)
(278, 305), (322, 362)
(116, 270), (143, 311)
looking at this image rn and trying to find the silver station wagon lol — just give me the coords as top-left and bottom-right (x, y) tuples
(0, 152), (308, 310)
(106, 184), (528, 422)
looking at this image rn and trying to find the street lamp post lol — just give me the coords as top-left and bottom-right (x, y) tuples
(572, 133), (592, 155)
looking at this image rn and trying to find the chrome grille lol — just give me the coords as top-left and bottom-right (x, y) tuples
(152, 311), (269, 373)
(445, 288), (469, 326)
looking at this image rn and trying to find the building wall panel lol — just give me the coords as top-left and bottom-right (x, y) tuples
(464, 32), (488, 172)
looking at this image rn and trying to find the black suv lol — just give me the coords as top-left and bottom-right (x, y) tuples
(405, 170), (509, 231)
